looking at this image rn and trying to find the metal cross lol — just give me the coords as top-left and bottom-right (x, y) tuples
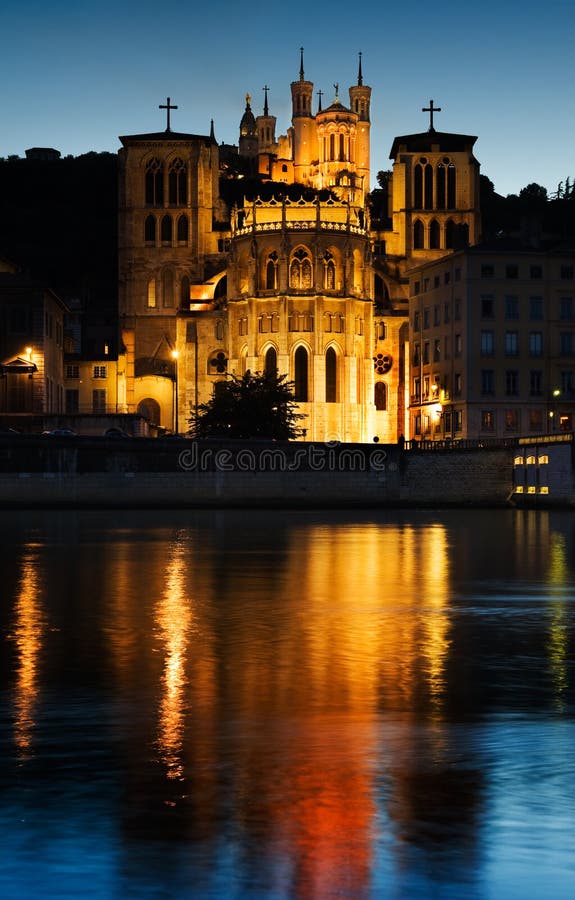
(159, 97), (178, 132)
(422, 99), (441, 131)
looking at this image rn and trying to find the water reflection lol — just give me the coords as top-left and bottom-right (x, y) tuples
(10, 548), (46, 756)
(0, 509), (573, 899)
(154, 533), (193, 779)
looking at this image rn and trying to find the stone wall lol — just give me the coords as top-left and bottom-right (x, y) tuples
(0, 435), (538, 508)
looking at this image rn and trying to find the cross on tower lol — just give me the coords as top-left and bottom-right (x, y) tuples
(316, 89), (323, 112)
(159, 97), (178, 132)
(422, 99), (441, 132)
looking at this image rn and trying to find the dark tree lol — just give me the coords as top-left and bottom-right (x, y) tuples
(188, 370), (306, 440)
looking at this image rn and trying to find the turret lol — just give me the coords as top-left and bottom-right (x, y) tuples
(290, 47), (317, 178)
(348, 52), (371, 193)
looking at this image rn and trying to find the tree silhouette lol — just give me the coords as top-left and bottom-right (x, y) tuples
(188, 370), (306, 440)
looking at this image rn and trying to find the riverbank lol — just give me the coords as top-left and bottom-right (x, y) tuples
(0, 433), (540, 508)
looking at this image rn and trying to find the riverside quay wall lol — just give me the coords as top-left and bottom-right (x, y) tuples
(0, 434), (572, 508)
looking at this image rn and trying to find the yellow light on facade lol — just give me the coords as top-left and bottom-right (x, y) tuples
(25, 347), (33, 360)
(431, 403), (442, 421)
(171, 349), (179, 360)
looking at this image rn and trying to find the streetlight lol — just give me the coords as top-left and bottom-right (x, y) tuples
(171, 349), (179, 434)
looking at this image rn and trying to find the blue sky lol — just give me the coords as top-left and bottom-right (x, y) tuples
(1, 0), (573, 196)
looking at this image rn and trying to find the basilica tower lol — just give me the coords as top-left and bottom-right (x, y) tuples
(290, 48), (318, 183)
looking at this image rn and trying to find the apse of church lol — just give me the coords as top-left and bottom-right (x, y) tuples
(115, 54), (479, 442)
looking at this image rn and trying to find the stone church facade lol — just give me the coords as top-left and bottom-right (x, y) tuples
(117, 53), (481, 442)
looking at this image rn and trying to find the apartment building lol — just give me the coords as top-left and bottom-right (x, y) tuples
(408, 239), (575, 440)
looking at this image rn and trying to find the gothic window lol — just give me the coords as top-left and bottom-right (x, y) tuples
(294, 346), (308, 401)
(323, 251), (336, 289)
(373, 353), (392, 375)
(413, 220), (424, 250)
(168, 158), (187, 206)
(447, 164), (456, 208)
(177, 215), (188, 243)
(180, 275), (190, 306)
(147, 277), (156, 308)
(266, 252), (278, 290)
(161, 215), (172, 244)
(430, 219), (440, 250)
(144, 215), (156, 243)
(436, 164), (446, 210)
(162, 269), (174, 307)
(445, 219), (457, 249)
(145, 158), (164, 206)
(325, 347), (337, 402)
(414, 164), (423, 209)
(208, 351), (228, 374)
(424, 164), (433, 210)
(290, 248), (312, 289)
(374, 382), (387, 411)
(265, 346), (277, 375)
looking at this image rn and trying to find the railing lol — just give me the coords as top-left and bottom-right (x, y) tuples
(404, 437), (521, 451)
(234, 220), (366, 237)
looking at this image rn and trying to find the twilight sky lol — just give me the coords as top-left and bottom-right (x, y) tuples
(1, 0), (573, 197)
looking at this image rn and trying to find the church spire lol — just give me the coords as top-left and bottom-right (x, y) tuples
(357, 51), (363, 86)
(263, 84), (269, 116)
(299, 46), (305, 81)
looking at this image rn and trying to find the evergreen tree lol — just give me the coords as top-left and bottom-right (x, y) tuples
(188, 370), (306, 440)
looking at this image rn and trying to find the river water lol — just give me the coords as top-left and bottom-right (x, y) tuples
(0, 508), (574, 899)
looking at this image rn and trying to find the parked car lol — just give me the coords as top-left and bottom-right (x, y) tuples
(43, 428), (77, 437)
(103, 427), (131, 438)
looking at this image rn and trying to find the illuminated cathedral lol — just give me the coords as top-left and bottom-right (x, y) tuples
(117, 50), (481, 441)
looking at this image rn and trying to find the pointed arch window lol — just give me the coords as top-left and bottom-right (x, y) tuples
(177, 215), (188, 243)
(436, 164), (446, 210)
(145, 157), (164, 206)
(266, 251), (278, 290)
(325, 347), (337, 402)
(290, 248), (312, 290)
(144, 215), (156, 243)
(447, 164), (456, 208)
(414, 164), (423, 209)
(323, 251), (336, 290)
(162, 269), (174, 307)
(265, 346), (277, 375)
(161, 215), (172, 244)
(424, 164), (433, 210)
(430, 219), (440, 249)
(294, 346), (309, 401)
(168, 158), (187, 206)
(413, 219), (424, 250)
(374, 382), (387, 411)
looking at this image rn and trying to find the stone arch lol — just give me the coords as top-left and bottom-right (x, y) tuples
(413, 219), (424, 250)
(374, 381), (387, 411)
(325, 343), (342, 403)
(293, 343), (311, 401)
(263, 344), (278, 375)
(138, 397), (161, 424)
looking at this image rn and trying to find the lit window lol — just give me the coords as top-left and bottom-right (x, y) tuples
(93, 365), (107, 379)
